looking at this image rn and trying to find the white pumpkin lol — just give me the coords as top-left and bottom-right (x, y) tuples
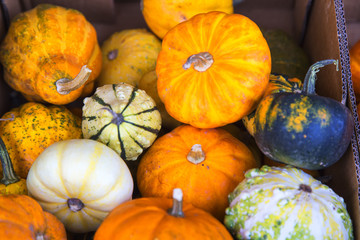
(26, 139), (134, 233)
(224, 165), (353, 240)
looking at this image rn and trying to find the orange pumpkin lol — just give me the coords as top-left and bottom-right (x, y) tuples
(0, 102), (82, 178)
(0, 194), (66, 239)
(156, 11), (271, 128)
(94, 188), (233, 239)
(0, 4), (102, 105)
(137, 125), (259, 220)
(350, 40), (360, 102)
(141, 0), (233, 39)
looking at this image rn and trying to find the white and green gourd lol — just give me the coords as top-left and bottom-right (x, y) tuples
(82, 83), (162, 161)
(224, 165), (353, 240)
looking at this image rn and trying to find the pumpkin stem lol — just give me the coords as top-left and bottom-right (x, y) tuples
(0, 136), (20, 186)
(107, 49), (118, 60)
(183, 52), (214, 72)
(299, 184), (312, 193)
(167, 188), (185, 217)
(67, 198), (85, 212)
(56, 65), (92, 95)
(187, 144), (205, 164)
(302, 59), (338, 94)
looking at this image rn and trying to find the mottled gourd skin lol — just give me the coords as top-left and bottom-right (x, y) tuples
(224, 165), (353, 240)
(0, 194), (67, 240)
(157, 11), (271, 128)
(82, 83), (162, 161)
(141, 0), (233, 39)
(0, 102), (82, 178)
(242, 74), (303, 136)
(253, 92), (354, 170)
(0, 4), (102, 105)
(97, 29), (161, 88)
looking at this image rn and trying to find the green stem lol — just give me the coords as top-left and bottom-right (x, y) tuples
(0, 136), (20, 186)
(302, 59), (339, 94)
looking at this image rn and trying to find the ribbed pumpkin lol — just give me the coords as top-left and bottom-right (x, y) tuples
(94, 188), (233, 239)
(138, 70), (182, 130)
(0, 102), (82, 178)
(242, 73), (303, 136)
(0, 194), (67, 240)
(224, 165), (353, 240)
(253, 60), (354, 170)
(141, 0), (233, 39)
(97, 29), (161, 88)
(26, 139), (134, 233)
(156, 11), (271, 128)
(82, 83), (162, 161)
(0, 136), (27, 195)
(0, 4), (102, 105)
(137, 124), (259, 220)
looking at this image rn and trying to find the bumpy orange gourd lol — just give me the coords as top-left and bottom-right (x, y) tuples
(0, 4), (102, 105)
(0, 194), (67, 240)
(141, 0), (233, 39)
(0, 102), (82, 178)
(137, 125), (259, 220)
(94, 188), (233, 239)
(156, 11), (271, 128)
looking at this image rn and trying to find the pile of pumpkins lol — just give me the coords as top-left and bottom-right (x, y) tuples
(0, 2), (355, 240)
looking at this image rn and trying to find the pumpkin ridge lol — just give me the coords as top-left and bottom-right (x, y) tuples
(124, 130), (146, 150)
(119, 87), (138, 114)
(92, 94), (113, 110)
(117, 125), (127, 160)
(30, 161), (68, 200)
(123, 106), (158, 116)
(89, 122), (112, 140)
(123, 120), (160, 134)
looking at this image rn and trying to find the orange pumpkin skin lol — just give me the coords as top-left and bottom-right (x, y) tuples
(0, 4), (102, 105)
(0, 194), (66, 239)
(137, 125), (259, 220)
(350, 40), (360, 101)
(141, 0), (233, 39)
(156, 11), (271, 128)
(0, 102), (82, 178)
(94, 196), (233, 240)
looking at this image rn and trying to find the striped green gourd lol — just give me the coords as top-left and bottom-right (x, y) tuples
(82, 83), (162, 161)
(224, 165), (353, 240)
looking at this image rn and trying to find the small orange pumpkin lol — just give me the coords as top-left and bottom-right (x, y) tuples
(0, 4), (102, 105)
(137, 124), (259, 220)
(94, 188), (233, 239)
(0, 194), (67, 239)
(156, 11), (271, 128)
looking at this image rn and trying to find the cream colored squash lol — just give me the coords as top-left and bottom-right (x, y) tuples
(26, 139), (134, 233)
(82, 83), (162, 161)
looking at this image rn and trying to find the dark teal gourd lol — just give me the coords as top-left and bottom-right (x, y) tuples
(253, 60), (354, 170)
